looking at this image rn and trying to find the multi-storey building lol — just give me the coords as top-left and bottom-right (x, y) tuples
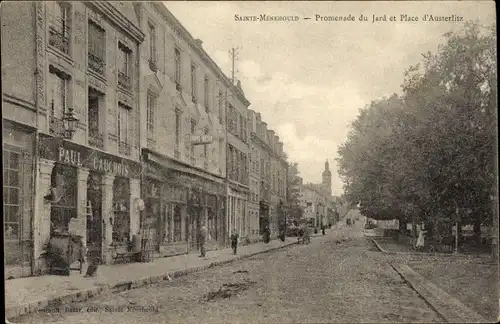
(2, 1), (145, 276)
(138, 3), (231, 255)
(269, 132), (288, 236)
(248, 111), (288, 236)
(247, 110), (261, 240)
(226, 81), (250, 241)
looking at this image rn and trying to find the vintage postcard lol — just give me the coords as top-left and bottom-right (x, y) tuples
(2, 1), (498, 323)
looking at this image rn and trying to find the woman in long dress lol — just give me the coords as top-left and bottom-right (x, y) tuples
(416, 228), (426, 251)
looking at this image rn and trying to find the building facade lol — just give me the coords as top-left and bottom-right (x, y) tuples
(248, 111), (288, 236)
(138, 3), (230, 255)
(2, 1), (146, 277)
(298, 160), (333, 228)
(247, 110), (261, 240)
(226, 81), (250, 241)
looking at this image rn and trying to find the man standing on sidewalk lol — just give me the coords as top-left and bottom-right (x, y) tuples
(199, 225), (207, 257)
(231, 229), (239, 255)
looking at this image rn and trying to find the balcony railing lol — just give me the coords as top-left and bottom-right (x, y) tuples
(89, 133), (104, 149)
(118, 71), (131, 90)
(149, 60), (157, 72)
(49, 115), (65, 136)
(49, 27), (70, 54)
(88, 53), (105, 75)
(119, 141), (131, 156)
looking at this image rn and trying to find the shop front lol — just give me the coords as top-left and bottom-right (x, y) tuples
(3, 120), (36, 278)
(142, 149), (226, 257)
(36, 134), (142, 270)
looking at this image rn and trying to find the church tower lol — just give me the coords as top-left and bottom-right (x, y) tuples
(322, 159), (332, 196)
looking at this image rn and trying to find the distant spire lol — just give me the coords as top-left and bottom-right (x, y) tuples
(325, 159), (330, 171)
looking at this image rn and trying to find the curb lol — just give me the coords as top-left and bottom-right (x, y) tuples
(391, 263), (488, 323)
(6, 240), (298, 320)
(371, 238), (487, 259)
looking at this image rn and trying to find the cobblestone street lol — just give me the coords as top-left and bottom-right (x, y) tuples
(15, 224), (443, 324)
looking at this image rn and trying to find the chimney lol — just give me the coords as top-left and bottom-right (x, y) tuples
(195, 39), (203, 47)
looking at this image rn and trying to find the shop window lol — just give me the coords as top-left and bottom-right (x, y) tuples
(173, 205), (182, 242)
(3, 149), (22, 241)
(86, 172), (102, 245)
(163, 203), (172, 243)
(50, 164), (77, 234)
(112, 177), (130, 245)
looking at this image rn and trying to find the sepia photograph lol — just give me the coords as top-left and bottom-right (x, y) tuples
(2, 1), (498, 323)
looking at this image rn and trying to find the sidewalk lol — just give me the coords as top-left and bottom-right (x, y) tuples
(5, 234), (327, 320)
(373, 238), (497, 322)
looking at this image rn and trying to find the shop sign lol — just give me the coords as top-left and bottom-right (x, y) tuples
(39, 134), (142, 178)
(190, 135), (213, 145)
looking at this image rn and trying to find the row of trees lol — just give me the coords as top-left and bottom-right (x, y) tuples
(336, 23), (497, 241)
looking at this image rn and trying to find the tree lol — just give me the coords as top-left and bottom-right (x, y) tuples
(337, 23), (497, 247)
(286, 162), (304, 223)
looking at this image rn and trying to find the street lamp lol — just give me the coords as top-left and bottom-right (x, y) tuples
(62, 106), (79, 139)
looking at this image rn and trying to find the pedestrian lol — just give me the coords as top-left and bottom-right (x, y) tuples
(416, 227), (426, 252)
(298, 226), (304, 244)
(199, 225), (207, 257)
(322, 225), (326, 236)
(230, 229), (239, 255)
(263, 226), (270, 243)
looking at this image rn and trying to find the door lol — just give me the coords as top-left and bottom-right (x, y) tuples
(87, 172), (103, 263)
(3, 147), (33, 278)
(189, 206), (202, 250)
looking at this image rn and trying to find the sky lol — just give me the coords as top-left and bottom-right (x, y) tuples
(165, 1), (495, 196)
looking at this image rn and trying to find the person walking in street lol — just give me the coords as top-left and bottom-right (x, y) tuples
(263, 226), (271, 243)
(322, 225), (326, 236)
(199, 225), (207, 257)
(230, 229), (239, 255)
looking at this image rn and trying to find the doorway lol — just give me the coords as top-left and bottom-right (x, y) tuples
(189, 206), (201, 250)
(86, 172), (103, 263)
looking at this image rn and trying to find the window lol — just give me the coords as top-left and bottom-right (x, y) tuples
(147, 90), (157, 140)
(218, 91), (224, 124)
(204, 127), (208, 167)
(113, 177), (130, 245)
(48, 69), (68, 119)
(204, 76), (209, 112)
(174, 48), (181, 90)
(175, 109), (181, 157)
(88, 88), (103, 148)
(88, 20), (105, 75)
(3, 149), (22, 240)
(191, 64), (197, 103)
(242, 115), (247, 142)
(118, 42), (132, 89)
(148, 22), (157, 70)
(118, 103), (131, 155)
(48, 1), (70, 54)
(190, 119), (196, 164)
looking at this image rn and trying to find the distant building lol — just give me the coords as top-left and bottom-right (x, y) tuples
(298, 160), (336, 227)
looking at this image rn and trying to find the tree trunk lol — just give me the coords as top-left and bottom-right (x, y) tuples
(473, 216), (482, 245)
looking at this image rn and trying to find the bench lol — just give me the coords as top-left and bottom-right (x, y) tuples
(114, 250), (140, 263)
